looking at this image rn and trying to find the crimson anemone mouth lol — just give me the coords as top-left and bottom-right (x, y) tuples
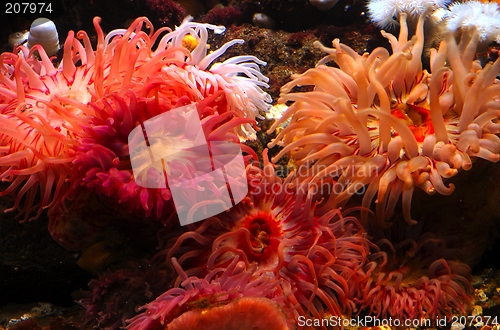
(237, 211), (283, 265)
(163, 149), (305, 276)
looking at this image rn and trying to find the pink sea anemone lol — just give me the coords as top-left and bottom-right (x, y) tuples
(0, 16), (270, 222)
(127, 256), (294, 330)
(278, 208), (371, 319)
(155, 150), (372, 321)
(0, 42), (90, 222)
(267, 13), (500, 226)
(354, 233), (473, 320)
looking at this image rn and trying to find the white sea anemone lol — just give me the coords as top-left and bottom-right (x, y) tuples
(367, 0), (452, 28)
(444, 0), (500, 44)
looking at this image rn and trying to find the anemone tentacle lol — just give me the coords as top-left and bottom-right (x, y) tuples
(268, 13), (500, 225)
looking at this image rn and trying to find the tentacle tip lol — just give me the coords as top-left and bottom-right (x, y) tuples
(462, 163), (472, 170)
(269, 156), (280, 164)
(405, 218), (418, 226)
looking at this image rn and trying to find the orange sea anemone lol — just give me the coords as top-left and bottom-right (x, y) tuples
(165, 296), (291, 330)
(0, 16), (270, 222)
(267, 13), (500, 226)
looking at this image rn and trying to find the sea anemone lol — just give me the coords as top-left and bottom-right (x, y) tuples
(354, 232), (473, 320)
(278, 207), (371, 319)
(0, 16), (270, 222)
(127, 256), (294, 330)
(160, 149), (312, 274)
(156, 150), (371, 321)
(67, 16), (268, 221)
(0, 35), (93, 221)
(367, 0), (451, 28)
(267, 13), (500, 226)
(443, 0), (500, 45)
(71, 95), (257, 221)
(165, 296), (291, 330)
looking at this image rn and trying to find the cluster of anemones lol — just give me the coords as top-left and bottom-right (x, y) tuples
(367, 0), (451, 28)
(2, 12), (484, 329)
(268, 13), (500, 226)
(366, 0), (500, 49)
(90, 154), (474, 327)
(443, 0), (500, 43)
(0, 16), (271, 224)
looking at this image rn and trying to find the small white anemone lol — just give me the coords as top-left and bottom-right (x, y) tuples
(444, 0), (500, 44)
(367, 0), (452, 28)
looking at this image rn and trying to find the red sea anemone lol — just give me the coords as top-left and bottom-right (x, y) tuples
(161, 149), (313, 275)
(267, 13), (500, 226)
(70, 95), (257, 221)
(127, 256), (294, 330)
(156, 150), (372, 321)
(0, 16), (270, 222)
